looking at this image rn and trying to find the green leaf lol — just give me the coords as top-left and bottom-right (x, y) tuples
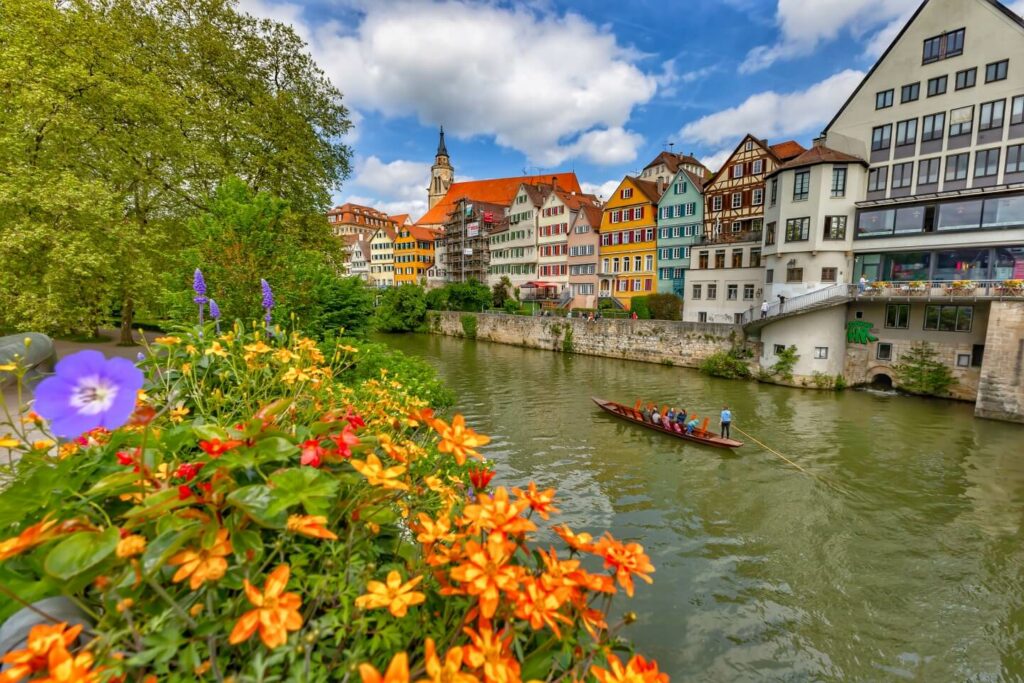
(192, 423), (229, 442)
(43, 528), (118, 580)
(86, 470), (144, 497)
(142, 525), (200, 574)
(267, 468), (338, 516)
(256, 436), (298, 458)
(227, 485), (287, 528)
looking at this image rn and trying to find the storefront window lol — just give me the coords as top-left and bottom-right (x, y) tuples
(937, 199), (984, 231)
(857, 209), (895, 237)
(982, 194), (1024, 229)
(883, 252), (930, 281)
(854, 254), (882, 282)
(933, 249), (989, 281)
(994, 247), (1024, 280)
(893, 206), (927, 234)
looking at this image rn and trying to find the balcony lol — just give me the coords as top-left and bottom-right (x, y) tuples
(695, 229), (762, 245)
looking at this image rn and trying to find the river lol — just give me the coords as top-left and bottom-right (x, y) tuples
(380, 333), (1024, 682)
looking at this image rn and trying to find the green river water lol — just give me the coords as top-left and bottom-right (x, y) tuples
(380, 333), (1024, 682)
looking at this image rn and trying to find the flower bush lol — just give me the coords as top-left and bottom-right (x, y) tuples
(0, 325), (664, 681)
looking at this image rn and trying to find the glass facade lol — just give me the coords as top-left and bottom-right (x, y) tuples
(856, 192), (1024, 237)
(855, 247), (1022, 282)
(933, 249), (989, 281)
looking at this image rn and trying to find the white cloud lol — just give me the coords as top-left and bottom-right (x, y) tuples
(679, 69), (864, 146)
(1008, 1), (1024, 17)
(699, 149), (734, 174)
(580, 179), (621, 202)
(339, 155), (431, 218)
(241, 0), (657, 166)
(740, 0), (919, 73)
(345, 195), (428, 219)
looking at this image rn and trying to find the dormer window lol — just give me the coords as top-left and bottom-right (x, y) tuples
(621, 188), (633, 199)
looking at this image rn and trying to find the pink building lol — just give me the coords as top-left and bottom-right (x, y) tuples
(567, 204), (604, 309)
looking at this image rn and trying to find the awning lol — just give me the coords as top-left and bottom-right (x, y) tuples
(521, 281), (559, 288)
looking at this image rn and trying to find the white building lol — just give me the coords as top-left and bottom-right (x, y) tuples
(368, 224), (397, 288)
(487, 183), (551, 289)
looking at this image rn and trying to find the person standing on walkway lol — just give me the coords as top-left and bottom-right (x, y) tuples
(760, 300), (769, 319)
(720, 405), (732, 439)
(858, 275), (868, 294)
(777, 294), (786, 313)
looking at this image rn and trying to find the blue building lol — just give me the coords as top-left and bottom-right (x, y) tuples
(656, 169), (704, 295)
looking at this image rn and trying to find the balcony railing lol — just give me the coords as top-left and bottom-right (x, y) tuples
(695, 230), (762, 245)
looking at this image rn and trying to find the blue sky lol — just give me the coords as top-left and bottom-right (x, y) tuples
(239, 0), (1024, 219)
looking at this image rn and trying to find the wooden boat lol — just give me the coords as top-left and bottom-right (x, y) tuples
(592, 397), (744, 449)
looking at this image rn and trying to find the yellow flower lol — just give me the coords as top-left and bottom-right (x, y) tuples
(350, 454), (409, 491)
(136, 390), (149, 403)
(431, 415), (490, 465)
(0, 363), (17, 372)
(190, 603), (204, 617)
(116, 534), (146, 558)
(355, 570), (425, 617)
(286, 515), (338, 540)
(170, 404), (190, 423)
(32, 440), (55, 452)
(204, 342), (228, 358)
(181, 363), (192, 375)
(58, 443), (79, 459)
(0, 435), (22, 449)
(116, 598), (134, 613)
(154, 336), (181, 345)
(273, 348), (298, 364)
(186, 344), (199, 355)
(243, 341), (272, 355)
(338, 344), (359, 354)
(281, 367), (311, 385)
(168, 529), (232, 589)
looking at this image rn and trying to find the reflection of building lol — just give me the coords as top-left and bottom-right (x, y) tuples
(327, 203), (393, 239)
(749, 0), (1024, 421)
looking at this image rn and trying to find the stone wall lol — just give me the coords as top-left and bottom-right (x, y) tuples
(428, 312), (742, 367)
(976, 301), (1024, 423)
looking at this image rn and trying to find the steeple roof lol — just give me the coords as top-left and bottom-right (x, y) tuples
(437, 126), (449, 157)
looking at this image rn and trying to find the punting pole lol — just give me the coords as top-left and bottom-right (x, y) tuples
(733, 426), (820, 480)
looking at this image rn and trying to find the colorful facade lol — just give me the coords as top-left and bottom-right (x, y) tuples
(369, 224), (397, 288)
(394, 225), (440, 284)
(568, 204), (603, 309)
(597, 177), (663, 308)
(487, 184), (551, 288)
(656, 169), (704, 295)
(327, 203), (393, 239)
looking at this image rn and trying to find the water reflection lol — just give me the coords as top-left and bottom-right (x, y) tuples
(379, 333), (1024, 681)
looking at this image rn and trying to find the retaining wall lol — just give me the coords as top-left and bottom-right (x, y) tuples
(428, 312), (742, 367)
(976, 301), (1024, 423)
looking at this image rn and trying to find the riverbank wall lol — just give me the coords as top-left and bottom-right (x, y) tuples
(427, 312), (745, 367)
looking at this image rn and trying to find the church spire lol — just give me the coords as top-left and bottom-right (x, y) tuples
(436, 126), (448, 157)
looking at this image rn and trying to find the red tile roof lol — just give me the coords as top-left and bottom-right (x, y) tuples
(408, 225), (442, 242)
(769, 141), (806, 162)
(578, 204), (603, 228)
(416, 173), (582, 226)
(643, 151), (707, 175)
(770, 145), (868, 176)
(630, 177), (664, 204)
(389, 214), (411, 226)
(680, 169), (705, 193)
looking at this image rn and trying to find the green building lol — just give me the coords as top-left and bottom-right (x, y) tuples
(656, 169), (704, 295)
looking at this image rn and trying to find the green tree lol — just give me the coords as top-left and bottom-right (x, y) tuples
(375, 284), (427, 332)
(492, 277), (513, 308)
(0, 0), (351, 339)
(647, 293), (683, 320)
(893, 342), (957, 396)
(309, 277), (375, 339)
(771, 345), (800, 382)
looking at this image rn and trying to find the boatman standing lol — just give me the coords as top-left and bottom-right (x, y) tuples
(720, 405), (732, 439)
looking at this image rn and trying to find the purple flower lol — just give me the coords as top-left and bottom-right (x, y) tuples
(261, 279), (274, 327)
(33, 350), (144, 437)
(192, 268), (208, 305)
(209, 299), (220, 320)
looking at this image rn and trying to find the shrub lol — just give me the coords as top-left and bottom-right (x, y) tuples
(492, 276), (513, 308)
(562, 325), (574, 353)
(598, 298), (617, 310)
(771, 345), (799, 382)
(460, 313), (478, 339)
(424, 286), (450, 311)
(502, 298), (520, 314)
(699, 351), (752, 379)
(893, 342), (958, 396)
(0, 325), (663, 681)
(431, 280), (491, 312)
(629, 296), (651, 319)
(646, 293), (682, 320)
(375, 284), (427, 332)
(307, 276), (375, 339)
(811, 371), (835, 389)
(834, 374), (848, 390)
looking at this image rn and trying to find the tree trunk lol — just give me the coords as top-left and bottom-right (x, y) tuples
(119, 298), (135, 346)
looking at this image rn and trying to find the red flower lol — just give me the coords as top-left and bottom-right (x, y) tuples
(175, 462), (204, 482)
(198, 439), (244, 458)
(178, 485), (194, 500)
(116, 451), (135, 466)
(468, 467), (495, 491)
(329, 423), (360, 459)
(344, 407), (366, 429)
(300, 439), (325, 468)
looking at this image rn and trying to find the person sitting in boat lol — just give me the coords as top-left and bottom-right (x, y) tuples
(666, 408), (676, 423)
(676, 409), (687, 425)
(650, 408), (662, 426)
(641, 407), (652, 422)
(670, 416), (683, 433)
(685, 417), (700, 434)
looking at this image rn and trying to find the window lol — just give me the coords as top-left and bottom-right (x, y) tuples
(752, 188), (764, 206)
(814, 347), (829, 360)
(732, 249), (743, 268)
(895, 119), (918, 146)
(730, 193), (743, 209)
(824, 215), (847, 240)
(674, 181), (687, 194)
(732, 164), (744, 178)
(727, 284), (738, 300)
(877, 343), (893, 361)
(986, 60), (1008, 83)
(923, 28), (964, 64)
(868, 167), (888, 192)
(621, 188), (633, 199)
(949, 106), (974, 136)
(1013, 96), (1024, 125)
(712, 196), (723, 211)
(956, 353), (971, 368)
(925, 305), (973, 332)
(919, 158), (941, 185)
(831, 167), (847, 197)
(698, 312), (708, 323)
(765, 221), (776, 245)
(706, 284), (717, 299)
(876, 89), (894, 109)
(901, 83), (920, 102)
(786, 267), (803, 283)
(885, 304), (910, 329)
(770, 178), (778, 206)
(739, 284), (753, 300)
(698, 252), (708, 268)
(691, 284), (702, 299)
(773, 344), (786, 355)
(973, 344), (985, 367)
(871, 125), (892, 151)
(945, 153), (969, 181)
(922, 112), (945, 141)
(923, 35), (942, 63)
(955, 68), (976, 90)
(752, 160), (763, 175)
(892, 162), (914, 189)
(975, 148), (1000, 177)
(979, 100), (1005, 131)
(715, 250), (726, 268)
(1007, 144), (1024, 174)
(766, 269), (774, 284)
(750, 249), (761, 267)
(745, 140), (754, 151)
(786, 217), (810, 241)
(821, 267), (837, 282)
(927, 76), (947, 97)
(793, 170), (810, 201)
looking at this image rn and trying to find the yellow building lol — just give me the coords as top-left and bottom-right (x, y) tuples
(394, 225), (441, 284)
(597, 176), (663, 308)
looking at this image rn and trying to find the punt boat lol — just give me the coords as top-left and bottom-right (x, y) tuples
(592, 397), (744, 449)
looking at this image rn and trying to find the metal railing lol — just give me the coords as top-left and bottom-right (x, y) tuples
(695, 230), (762, 246)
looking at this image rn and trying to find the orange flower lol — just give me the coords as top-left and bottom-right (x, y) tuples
(116, 534), (146, 558)
(591, 654), (668, 683)
(513, 483), (560, 520)
(286, 515), (338, 540)
(592, 534), (655, 597)
(449, 534), (521, 619)
(355, 570), (425, 618)
(377, 434), (409, 463)
(553, 524), (595, 554)
(229, 564), (303, 649)
(0, 518), (87, 562)
(168, 528), (232, 590)
(460, 487), (535, 537)
(462, 625), (520, 683)
(0, 622), (81, 683)
(418, 638), (478, 683)
(350, 454), (409, 491)
(431, 415), (490, 465)
(413, 513), (455, 548)
(359, 652), (410, 683)
(37, 646), (102, 683)
(513, 577), (571, 637)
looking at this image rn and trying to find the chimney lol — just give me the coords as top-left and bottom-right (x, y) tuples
(812, 135), (826, 148)
(551, 176), (558, 191)
(657, 177), (666, 195)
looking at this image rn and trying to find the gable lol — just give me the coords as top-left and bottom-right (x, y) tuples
(702, 134), (772, 189)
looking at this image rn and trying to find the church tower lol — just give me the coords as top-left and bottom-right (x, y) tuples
(427, 126), (454, 210)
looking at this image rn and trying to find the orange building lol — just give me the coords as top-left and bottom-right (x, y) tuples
(394, 224), (442, 284)
(326, 203), (394, 239)
(597, 177), (663, 308)
(416, 173), (582, 229)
